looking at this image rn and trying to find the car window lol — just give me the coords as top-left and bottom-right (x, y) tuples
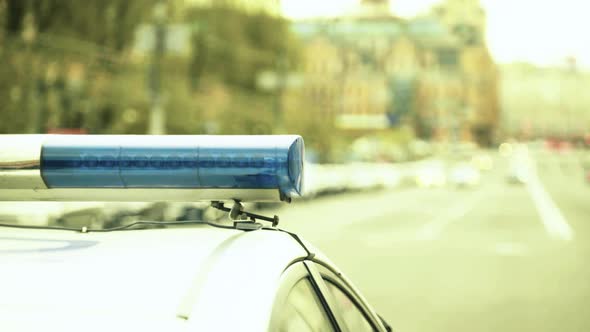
(276, 277), (335, 332)
(324, 280), (375, 332)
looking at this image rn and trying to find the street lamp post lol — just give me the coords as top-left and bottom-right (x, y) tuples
(274, 53), (289, 133)
(148, 2), (167, 135)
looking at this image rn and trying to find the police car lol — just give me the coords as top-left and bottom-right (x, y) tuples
(0, 135), (392, 332)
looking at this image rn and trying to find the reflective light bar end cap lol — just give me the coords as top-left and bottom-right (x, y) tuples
(0, 135), (305, 202)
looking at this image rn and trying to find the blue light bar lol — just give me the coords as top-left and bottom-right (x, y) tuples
(39, 135), (304, 199)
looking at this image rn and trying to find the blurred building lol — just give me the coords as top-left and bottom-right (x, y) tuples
(432, 0), (486, 46)
(181, 0), (282, 16)
(286, 0), (499, 145)
(432, 0), (498, 145)
(500, 63), (590, 139)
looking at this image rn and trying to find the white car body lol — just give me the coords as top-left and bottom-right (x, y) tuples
(471, 154), (493, 171)
(0, 225), (388, 332)
(415, 162), (446, 188)
(450, 164), (481, 187)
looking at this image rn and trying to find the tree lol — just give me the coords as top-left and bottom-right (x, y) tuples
(4, 0), (156, 50)
(0, 0), (157, 133)
(183, 4), (301, 136)
(185, 5), (297, 90)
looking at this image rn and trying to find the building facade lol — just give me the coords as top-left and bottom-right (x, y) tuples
(181, 0), (281, 16)
(500, 63), (590, 139)
(286, 0), (499, 145)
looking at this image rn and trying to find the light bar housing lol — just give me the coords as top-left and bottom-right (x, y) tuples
(0, 135), (304, 202)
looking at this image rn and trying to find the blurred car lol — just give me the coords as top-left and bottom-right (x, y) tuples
(507, 165), (529, 184)
(415, 163), (446, 188)
(54, 206), (106, 229)
(0, 202), (106, 227)
(345, 162), (397, 192)
(471, 154), (493, 171)
(407, 139), (433, 159)
(0, 134), (392, 332)
(499, 142), (514, 157)
(545, 138), (572, 153)
(449, 164), (480, 188)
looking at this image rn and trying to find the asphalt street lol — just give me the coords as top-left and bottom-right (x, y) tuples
(273, 148), (590, 332)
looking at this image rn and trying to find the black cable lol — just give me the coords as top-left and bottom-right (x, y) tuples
(277, 228), (316, 260)
(0, 222), (84, 232)
(0, 219), (236, 233)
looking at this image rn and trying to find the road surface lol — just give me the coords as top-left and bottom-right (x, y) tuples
(270, 147), (590, 332)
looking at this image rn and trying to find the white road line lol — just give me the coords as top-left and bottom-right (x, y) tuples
(524, 150), (574, 241)
(415, 192), (484, 241)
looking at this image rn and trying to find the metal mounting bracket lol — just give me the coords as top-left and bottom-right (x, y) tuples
(211, 201), (279, 227)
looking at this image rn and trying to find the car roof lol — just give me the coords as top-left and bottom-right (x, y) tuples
(0, 225), (309, 331)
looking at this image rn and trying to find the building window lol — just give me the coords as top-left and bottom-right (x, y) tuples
(437, 48), (458, 68)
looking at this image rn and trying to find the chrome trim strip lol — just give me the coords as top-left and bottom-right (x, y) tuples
(0, 135), (47, 189)
(0, 188), (281, 202)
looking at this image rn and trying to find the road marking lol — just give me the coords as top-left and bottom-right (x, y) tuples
(415, 192), (484, 241)
(524, 150), (574, 241)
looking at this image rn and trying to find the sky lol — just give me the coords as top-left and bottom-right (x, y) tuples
(281, 0), (590, 69)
